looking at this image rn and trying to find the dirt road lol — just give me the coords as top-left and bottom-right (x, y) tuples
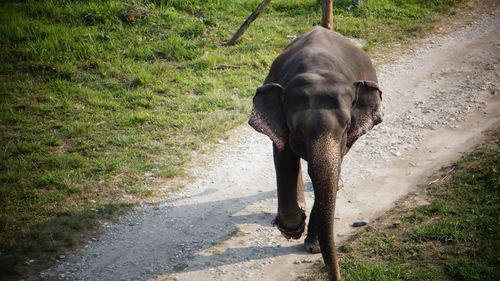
(42, 4), (499, 281)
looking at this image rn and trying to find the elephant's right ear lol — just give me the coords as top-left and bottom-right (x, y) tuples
(248, 83), (288, 151)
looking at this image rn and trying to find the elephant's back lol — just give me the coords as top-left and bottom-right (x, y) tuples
(268, 27), (377, 85)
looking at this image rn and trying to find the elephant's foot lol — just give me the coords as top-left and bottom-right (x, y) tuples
(304, 238), (321, 254)
(272, 212), (306, 240)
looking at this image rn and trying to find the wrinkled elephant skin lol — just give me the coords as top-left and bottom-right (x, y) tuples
(248, 26), (383, 281)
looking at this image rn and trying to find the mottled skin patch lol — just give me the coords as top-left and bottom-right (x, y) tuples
(248, 26), (382, 281)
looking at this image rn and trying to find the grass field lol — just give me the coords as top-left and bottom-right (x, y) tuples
(301, 134), (500, 280)
(0, 0), (467, 278)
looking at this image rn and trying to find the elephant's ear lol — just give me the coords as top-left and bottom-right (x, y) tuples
(347, 80), (383, 147)
(248, 83), (288, 151)
(353, 80), (382, 102)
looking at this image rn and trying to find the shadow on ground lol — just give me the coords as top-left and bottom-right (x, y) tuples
(41, 181), (316, 281)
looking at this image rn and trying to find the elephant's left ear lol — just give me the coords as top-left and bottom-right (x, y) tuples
(353, 80), (382, 101)
(248, 83), (288, 151)
(347, 80), (383, 148)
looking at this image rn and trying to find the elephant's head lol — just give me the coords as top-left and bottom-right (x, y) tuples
(248, 73), (382, 158)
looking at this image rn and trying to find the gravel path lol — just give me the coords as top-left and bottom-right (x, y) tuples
(40, 5), (499, 281)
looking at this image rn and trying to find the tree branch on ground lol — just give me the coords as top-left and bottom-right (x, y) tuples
(225, 0), (335, 46)
(224, 0), (272, 46)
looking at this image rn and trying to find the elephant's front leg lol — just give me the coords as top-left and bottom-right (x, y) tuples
(304, 204), (321, 253)
(272, 144), (306, 240)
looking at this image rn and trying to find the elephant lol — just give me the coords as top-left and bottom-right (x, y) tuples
(248, 26), (383, 280)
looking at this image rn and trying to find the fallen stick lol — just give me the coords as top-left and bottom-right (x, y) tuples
(212, 64), (242, 70)
(224, 0), (272, 46)
(428, 167), (456, 185)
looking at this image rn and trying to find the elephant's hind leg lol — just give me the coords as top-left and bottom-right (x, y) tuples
(273, 144), (307, 239)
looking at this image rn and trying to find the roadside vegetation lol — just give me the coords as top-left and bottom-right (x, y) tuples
(0, 0), (468, 278)
(301, 134), (500, 281)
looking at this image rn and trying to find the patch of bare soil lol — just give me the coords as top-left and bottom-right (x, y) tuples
(39, 2), (499, 281)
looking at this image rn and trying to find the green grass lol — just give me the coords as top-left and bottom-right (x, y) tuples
(301, 134), (500, 281)
(0, 0), (468, 278)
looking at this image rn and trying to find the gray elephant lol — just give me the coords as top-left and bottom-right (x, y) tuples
(248, 26), (383, 280)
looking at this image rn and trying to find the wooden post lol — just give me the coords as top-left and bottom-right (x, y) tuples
(225, 0), (272, 46)
(322, 0), (334, 30)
